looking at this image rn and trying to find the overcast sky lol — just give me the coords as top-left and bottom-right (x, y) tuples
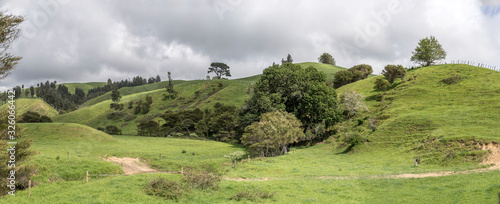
(1, 0), (499, 91)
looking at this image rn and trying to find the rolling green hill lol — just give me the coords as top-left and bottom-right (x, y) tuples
(296, 62), (347, 82)
(336, 64), (500, 164)
(53, 62), (348, 135)
(62, 82), (107, 94)
(0, 98), (58, 118)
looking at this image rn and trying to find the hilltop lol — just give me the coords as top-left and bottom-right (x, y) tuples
(0, 98), (58, 118)
(335, 64), (500, 165)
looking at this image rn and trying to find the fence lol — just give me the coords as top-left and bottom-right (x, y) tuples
(436, 60), (499, 72)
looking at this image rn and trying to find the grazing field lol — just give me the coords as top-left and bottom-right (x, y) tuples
(6, 124), (500, 203)
(3, 64), (500, 203)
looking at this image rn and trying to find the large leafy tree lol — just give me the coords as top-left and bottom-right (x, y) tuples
(411, 36), (446, 67)
(240, 63), (341, 141)
(318, 52), (336, 65)
(382, 64), (406, 84)
(208, 62), (231, 79)
(111, 87), (121, 104)
(241, 111), (305, 157)
(333, 64), (372, 88)
(0, 12), (23, 79)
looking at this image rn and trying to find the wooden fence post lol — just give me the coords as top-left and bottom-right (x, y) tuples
(28, 180), (31, 197)
(248, 155), (250, 163)
(86, 171), (89, 183)
(181, 167), (183, 175)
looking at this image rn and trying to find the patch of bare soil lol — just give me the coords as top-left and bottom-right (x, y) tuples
(481, 143), (500, 170)
(104, 157), (159, 175)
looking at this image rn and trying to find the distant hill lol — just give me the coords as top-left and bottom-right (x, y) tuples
(62, 82), (107, 94)
(0, 98), (58, 118)
(336, 64), (500, 164)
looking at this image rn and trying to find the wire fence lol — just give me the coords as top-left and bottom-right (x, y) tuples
(436, 60), (499, 72)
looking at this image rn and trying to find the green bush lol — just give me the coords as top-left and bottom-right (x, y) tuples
(104, 125), (122, 135)
(145, 177), (186, 200)
(182, 169), (221, 190)
(18, 111), (52, 123)
(440, 74), (462, 85)
(224, 151), (245, 162)
(231, 189), (275, 202)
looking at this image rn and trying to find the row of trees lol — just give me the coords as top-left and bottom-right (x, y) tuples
(333, 64), (373, 88)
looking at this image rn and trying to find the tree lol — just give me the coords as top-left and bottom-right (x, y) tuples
(281, 54), (293, 64)
(142, 102), (150, 114)
(333, 70), (354, 88)
(107, 78), (112, 85)
(105, 125), (122, 135)
(374, 78), (390, 93)
(382, 64), (406, 84)
(0, 12), (23, 80)
(165, 72), (177, 99)
(240, 63), (341, 142)
(29, 86), (35, 97)
(146, 95), (153, 105)
(208, 62), (231, 79)
(137, 120), (159, 136)
(155, 74), (161, 82)
(111, 87), (121, 104)
(318, 52), (336, 65)
(350, 64), (373, 78)
(410, 36), (446, 67)
(339, 90), (368, 118)
(241, 111), (305, 157)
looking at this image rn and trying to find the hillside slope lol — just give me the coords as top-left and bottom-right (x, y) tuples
(296, 62), (347, 82)
(55, 62), (348, 135)
(0, 98), (58, 118)
(336, 64), (500, 164)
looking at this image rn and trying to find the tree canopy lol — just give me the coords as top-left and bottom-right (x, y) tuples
(410, 36), (446, 67)
(318, 52), (336, 65)
(0, 12), (23, 79)
(382, 64), (406, 84)
(240, 63), (341, 142)
(241, 111), (305, 157)
(208, 62), (231, 79)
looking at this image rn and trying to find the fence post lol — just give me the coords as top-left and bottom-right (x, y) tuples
(86, 171), (89, 183)
(234, 160), (236, 168)
(248, 155), (250, 163)
(181, 167), (183, 175)
(28, 180), (31, 197)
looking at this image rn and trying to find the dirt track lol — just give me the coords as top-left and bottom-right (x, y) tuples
(103, 143), (500, 180)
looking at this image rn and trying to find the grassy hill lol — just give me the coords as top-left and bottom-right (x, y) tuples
(62, 82), (107, 94)
(336, 64), (500, 164)
(0, 98), (58, 118)
(297, 62), (347, 82)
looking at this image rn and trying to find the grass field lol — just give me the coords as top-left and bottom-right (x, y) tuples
(3, 64), (500, 203)
(5, 123), (500, 203)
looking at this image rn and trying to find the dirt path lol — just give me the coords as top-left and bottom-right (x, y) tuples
(104, 157), (160, 175)
(103, 143), (500, 179)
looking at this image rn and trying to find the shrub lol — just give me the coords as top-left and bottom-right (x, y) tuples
(440, 74), (462, 85)
(124, 115), (137, 122)
(231, 189), (275, 202)
(374, 78), (391, 93)
(224, 151), (245, 162)
(128, 101), (134, 109)
(145, 177), (186, 200)
(182, 169), (221, 190)
(39, 115), (52, 123)
(182, 149), (187, 154)
(382, 64), (406, 84)
(105, 125), (122, 135)
(107, 112), (123, 120)
(142, 102), (150, 114)
(18, 111), (52, 123)
(96, 127), (105, 131)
